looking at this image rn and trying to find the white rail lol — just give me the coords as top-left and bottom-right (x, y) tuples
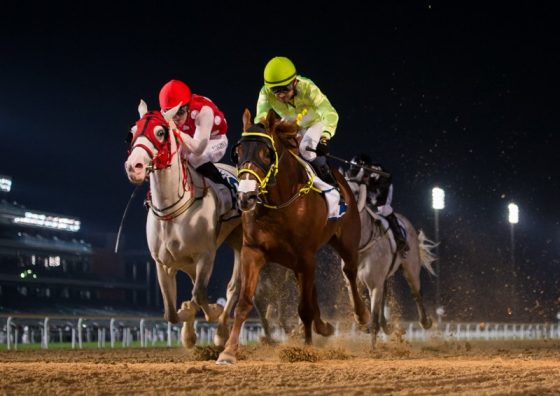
(2, 315), (559, 350)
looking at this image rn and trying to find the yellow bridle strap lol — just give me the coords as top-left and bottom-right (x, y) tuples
(237, 131), (279, 193)
(259, 150), (321, 210)
(289, 151), (322, 194)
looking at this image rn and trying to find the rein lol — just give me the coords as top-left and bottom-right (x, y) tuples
(237, 131), (320, 210)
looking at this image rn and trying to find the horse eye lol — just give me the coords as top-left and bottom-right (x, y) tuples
(155, 127), (166, 139)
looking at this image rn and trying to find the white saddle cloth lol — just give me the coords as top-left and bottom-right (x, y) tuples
(205, 167), (239, 219)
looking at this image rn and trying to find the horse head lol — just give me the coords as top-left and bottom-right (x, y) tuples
(124, 100), (182, 184)
(232, 109), (299, 211)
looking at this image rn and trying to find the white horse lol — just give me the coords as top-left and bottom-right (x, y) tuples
(124, 100), (242, 347)
(348, 181), (437, 348)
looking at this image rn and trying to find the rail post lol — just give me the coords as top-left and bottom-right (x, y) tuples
(6, 317), (13, 350)
(42, 317), (50, 349)
(77, 318), (83, 349)
(140, 319), (145, 347)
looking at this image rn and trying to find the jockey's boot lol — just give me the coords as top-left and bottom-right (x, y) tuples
(386, 212), (409, 257)
(196, 162), (237, 204)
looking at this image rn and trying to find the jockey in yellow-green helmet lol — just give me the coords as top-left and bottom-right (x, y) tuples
(255, 56), (343, 220)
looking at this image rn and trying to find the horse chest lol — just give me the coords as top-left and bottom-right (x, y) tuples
(146, 215), (215, 263)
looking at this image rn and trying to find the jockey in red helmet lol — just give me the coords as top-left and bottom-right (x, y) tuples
(159, 80), (236, 205)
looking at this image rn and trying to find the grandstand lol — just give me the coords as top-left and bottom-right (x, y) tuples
(0, 174), (159, 317)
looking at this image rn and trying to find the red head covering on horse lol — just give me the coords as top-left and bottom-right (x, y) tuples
(131, 111), (177, 170)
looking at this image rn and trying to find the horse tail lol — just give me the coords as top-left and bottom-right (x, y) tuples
(417, 229), (438, 276)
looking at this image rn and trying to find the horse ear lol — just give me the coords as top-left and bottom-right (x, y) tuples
(138, 100), (148, 118)
(242, 108), (252, 131)
(163, 103), (181, 121)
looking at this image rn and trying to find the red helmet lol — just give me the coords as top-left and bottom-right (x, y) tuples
(159, 80), (192, 111)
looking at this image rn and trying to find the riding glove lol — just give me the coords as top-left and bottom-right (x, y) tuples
(315, 137), (329, 156)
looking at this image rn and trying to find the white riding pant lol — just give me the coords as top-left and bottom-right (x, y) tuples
(375, 184), (394, 217)
(297, 122), (342, 219)
(298, 122), (324, 162)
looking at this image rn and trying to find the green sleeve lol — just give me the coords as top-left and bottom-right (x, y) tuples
(301, 78), (339, 138)
(254, 86), (272, 125)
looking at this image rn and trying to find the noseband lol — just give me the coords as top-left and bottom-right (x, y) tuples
(233, 132), (279, 193)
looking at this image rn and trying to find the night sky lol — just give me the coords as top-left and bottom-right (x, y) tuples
(1, 3), (558, 319)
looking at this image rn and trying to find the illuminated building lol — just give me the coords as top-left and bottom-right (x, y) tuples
(0, 176), (155, 314)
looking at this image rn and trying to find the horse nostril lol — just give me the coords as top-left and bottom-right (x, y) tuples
(134, 163), (143, 170)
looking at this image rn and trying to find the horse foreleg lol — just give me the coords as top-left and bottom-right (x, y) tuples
(178, 267), (200, 348)
(369, 285), (384, 349)
(310, 283), (334, 338)
(339, 258), (370, 327)
(379, 280), (394, 335)
(192, 252), (223, 322)
(155, 262), (179, 323)
(253, 292), (274, 344)
(400, 264), (432, 329)
(215, 248), (241, 347)
(295, 271), (313, 344)
(217, 247), (265, 365)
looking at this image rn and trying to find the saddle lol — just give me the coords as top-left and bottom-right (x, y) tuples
(364, 206), (407, 254)
(213, 166), (240, 221)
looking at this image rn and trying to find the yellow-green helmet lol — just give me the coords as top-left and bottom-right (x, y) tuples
(263, 56), (297, 88)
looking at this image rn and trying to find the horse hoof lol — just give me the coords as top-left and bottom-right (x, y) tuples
(216, 351), (237, 365)
(382, 323), (394, 335)
(421, 317), (433, 330)
(355, 310), (371, 326)
(181, 323), (197, 348)
(177, 301), (197, 322)
(164, 311), (179, 324)
(313, 321), (335, 337)
(322, 322), (335, 337)
(214, 333), (226, 347)
(204, 304), (224, 322)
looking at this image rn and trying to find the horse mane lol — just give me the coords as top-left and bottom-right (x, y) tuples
(261, 111), (298, 150)
(273, 120), (299, 149)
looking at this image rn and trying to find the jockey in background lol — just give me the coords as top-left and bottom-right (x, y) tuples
(346, 153), (410, 257)
(254, 57), (342, 203)
(159, 79), (236, 201)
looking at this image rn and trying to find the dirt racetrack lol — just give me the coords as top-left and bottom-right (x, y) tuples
(1, 338), (559, 395)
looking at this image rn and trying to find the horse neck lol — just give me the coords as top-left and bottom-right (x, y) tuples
(149, 153), (192, 211)
(268, 145), (305, 201)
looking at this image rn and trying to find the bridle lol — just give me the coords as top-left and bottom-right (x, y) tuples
(232, 130), (319, 210)
(128, 111), (203, 220)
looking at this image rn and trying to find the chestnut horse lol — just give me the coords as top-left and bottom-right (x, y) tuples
(216, 109), (370, 364)
(124, 100), (242, 348)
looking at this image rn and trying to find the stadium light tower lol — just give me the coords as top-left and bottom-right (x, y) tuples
(508, 203), (519, 273)
(432, 187), (445, 322)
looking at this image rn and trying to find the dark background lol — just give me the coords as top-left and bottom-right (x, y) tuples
(1, 2), (558, 321)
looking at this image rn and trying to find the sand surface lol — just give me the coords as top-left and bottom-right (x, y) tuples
(1, 338), (559, 395)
